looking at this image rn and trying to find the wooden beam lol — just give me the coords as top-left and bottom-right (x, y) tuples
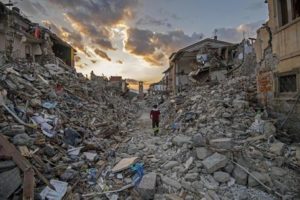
(0, 134), (35, 200)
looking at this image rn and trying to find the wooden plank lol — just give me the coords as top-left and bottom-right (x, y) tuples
(112, 157), (138, 173)
(0, 134), (35, 200)
(18, 146), (31, 157)
(23, 169), (35, 200)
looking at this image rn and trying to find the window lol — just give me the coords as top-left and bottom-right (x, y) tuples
(278, 0), (300, 26)
(279, 74), (297, 92)
(292, 0), (300, 19)
(279, 0), (289, 26)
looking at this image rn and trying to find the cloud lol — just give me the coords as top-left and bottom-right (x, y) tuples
(136, 16), (172, 28)
(125, 28), (204, 66)
(94, 49), (112, 62)
(91, 60), (97, 64)
(216, 20), (264, 43)
(48, 0), (139, 52)
(117, 60), (123, 64)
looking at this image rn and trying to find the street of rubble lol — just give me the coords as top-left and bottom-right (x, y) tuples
(0, 59), (300, 200)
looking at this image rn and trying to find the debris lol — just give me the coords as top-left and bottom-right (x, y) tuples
(136, 172), (157, 200)
(202, 153), (228, 173)
(112, 157), (139, 173)
(172, 135), (192, 146)
(0, 161), (16, 172)
(213, 171), (230, 183)
(63, 128), (81, 146)
(232, 165), (248, 186)
(161, 176), (182, 190)
(0, 167), (22, 199)
(209, 138), (232, 150)
(42, 101), (58, 109)
(83, 152), (98, 162)
(270, 142), (285, 155)
(13, 133), (34, 146)
(232, 160), (283, 198)
(40, 180), (68, 200)
(163, 161), (179, 170)
(196, 147), (211, 160)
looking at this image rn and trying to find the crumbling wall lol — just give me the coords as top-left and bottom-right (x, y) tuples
(254, 18), (300, 140)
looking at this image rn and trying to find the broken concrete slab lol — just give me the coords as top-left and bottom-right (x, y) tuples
(248, 171), (271, 187)
(209, 138), (232, 150)
(233, 166), (248, 186)
(0, 167), (22, 199)
(184, 173), (199, 181)
(202, 153), (228, 173)
(296, 147), (300, 161)
(213, 171), (230, 183)
(165, 194), (184, 200)
(196, 147), (211, 160)
(12, 133), (34, 146)
(112, 157), (139, 173)
(172, 135), (192, 146)
(83, 152), (98, 162)
(161, 176), (182, 189)
(163, 161), (179, 170)
(270, 142), (284, 155)
(136, 172), (157, 200)
(0, 161), (16, 172)
(184, 157), (194, 170)
(192, 133), (206, 147)
(270, 167), (287, 177)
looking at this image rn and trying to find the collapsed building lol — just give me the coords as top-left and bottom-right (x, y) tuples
(255, 0), (300, 138)
(163, 37), (255, 95)
(0, 2), (76, 68)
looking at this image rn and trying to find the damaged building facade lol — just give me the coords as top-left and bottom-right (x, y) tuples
(255, 0), (300, 136)
(164, 38), (243, 95)
(0, 2), (76, 68)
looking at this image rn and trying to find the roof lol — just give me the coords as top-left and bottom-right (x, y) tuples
(110, 76), (122, 81)
(179, 38), (234, 52)
(169, 38), (235, 62)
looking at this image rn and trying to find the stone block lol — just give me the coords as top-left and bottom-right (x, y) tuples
(248, 171), (270, 187)
(213, 171), (230, 183)
(161, 176), (182, 189)
(172, 135), (192, 146)
(202, 153), (228, 173)
(233, 166), (248, 185)
(164, 161), (179, 170)
(270, 142), (284, 155)
(209, 138), (232, 150)
(196, 147), (211, 160)
(136, 172), (157, 200)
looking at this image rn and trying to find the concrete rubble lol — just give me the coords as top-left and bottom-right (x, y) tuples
(0, 60), (138, 199)
(0, 4), (299, 200)
(141, 75), (300, 199)
(0, 57), (300, 200)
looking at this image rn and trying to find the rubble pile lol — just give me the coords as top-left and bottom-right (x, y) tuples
(0, 61), (138, 199)
(123, 75), (300, 199)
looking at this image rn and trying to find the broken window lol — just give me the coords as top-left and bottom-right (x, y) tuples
(292, 0), (300, 19)
(279, 0), (289, 26)
(279, 74), (297, 93)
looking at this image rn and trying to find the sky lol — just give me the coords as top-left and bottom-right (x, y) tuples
(1, 0), (268, 84)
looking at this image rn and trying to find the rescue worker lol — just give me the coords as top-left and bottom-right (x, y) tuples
(150, 105), (160, 135)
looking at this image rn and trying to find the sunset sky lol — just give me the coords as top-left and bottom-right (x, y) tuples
(1, 0), (268, 83)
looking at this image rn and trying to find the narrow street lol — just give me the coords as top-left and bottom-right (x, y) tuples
(1, 1), (300, 199)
